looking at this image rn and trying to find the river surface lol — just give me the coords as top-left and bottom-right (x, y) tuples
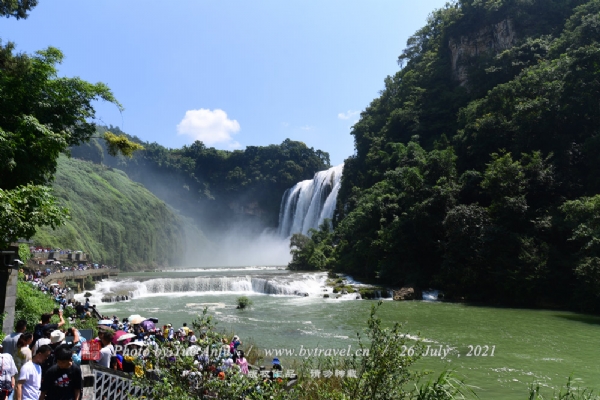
(79, 267), (600, 399)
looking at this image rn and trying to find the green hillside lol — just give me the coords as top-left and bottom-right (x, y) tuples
(286, 0), (600, 312)
(33, 156), (208, 270)
(71, 128), (331, 231)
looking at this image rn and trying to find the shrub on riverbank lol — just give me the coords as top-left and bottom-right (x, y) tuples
(133, 303), (473, 400)
(84, 275), (95, 290)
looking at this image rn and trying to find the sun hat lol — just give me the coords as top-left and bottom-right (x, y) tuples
(126, 339), (147, 347)
(272, 358), (281, 365)
(50, 330), (65, 344)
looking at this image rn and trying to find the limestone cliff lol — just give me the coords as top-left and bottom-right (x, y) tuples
(449, 19), (517, 86)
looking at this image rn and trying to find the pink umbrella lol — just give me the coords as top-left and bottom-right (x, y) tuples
(112, 330), (133, 345)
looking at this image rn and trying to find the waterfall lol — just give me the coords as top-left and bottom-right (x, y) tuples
(278, 164), (343, 237)
(85, 274), (328, 302)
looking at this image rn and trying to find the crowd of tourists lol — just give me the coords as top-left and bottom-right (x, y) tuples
(0, 281), (288, 400)
(0, 312), (82, 400)
(29, 248), (82, 255)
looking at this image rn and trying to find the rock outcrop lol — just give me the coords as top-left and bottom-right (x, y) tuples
(449, 19), (517, 86)
(393, 287), (419, 301)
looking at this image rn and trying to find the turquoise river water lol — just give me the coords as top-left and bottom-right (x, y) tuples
(79, 267), (600, 399)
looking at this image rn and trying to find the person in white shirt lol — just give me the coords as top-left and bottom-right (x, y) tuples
(98, 332), (114, 368)
(188, 331), (197, 345)
(15, 346), (51, 400)
(31, 329), (52, 356)
(0, 352), (18, 400)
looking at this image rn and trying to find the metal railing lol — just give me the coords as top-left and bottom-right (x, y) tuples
(91, 363), (148, 400)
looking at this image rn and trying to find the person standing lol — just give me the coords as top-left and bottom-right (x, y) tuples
(39, 347), (82, 400)
(0, 352), (17, 400)
(98, 332), (114, 368)
(167, 324), (174, 342)
(14, 345), (51, 400)
(235, 350), (249, 375)
(180, 323), (190, 336)
(12, 334), (33, 372)
(2, 321), (27, 357)
(32, 312), (65, 348)
(187, 331), (197, 345)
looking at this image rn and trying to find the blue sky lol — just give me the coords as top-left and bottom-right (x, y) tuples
(3, 0), (448, 166)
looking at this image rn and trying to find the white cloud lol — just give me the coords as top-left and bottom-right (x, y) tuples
(300, 125), (314, 131)
(177, 109), (240, 146)
(338, 110), (359, 120)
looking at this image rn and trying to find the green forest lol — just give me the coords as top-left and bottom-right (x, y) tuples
(71, 128), (330, 230)
(289, 0), (600, 313)
(33, 156), (207, 269)
(6, 0), (600, 312)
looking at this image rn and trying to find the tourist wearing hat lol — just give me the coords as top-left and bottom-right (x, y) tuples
(187, 331), (197, 345)
(229, 335), (241, 355)
(39, 329), (70, 377)
(49, 331), (65, 347)
(220, 338), (230, 358)
(270, 358), (283, 380)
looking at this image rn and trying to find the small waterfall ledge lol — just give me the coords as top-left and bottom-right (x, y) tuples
(278, 164), (343, 237)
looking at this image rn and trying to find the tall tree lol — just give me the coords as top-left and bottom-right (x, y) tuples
(0, 41), (139, 247)
(0, 0), (38, 19)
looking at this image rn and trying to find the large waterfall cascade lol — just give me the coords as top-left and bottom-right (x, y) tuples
(278, 164), (343, 237)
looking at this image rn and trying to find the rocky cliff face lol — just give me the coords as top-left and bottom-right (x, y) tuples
(449, 19), (517, 86)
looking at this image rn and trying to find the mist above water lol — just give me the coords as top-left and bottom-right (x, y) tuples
(188, 227), (291, 267)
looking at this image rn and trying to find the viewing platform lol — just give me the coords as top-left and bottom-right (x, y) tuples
(30, 250), (90, 263)
(40, 268), (118, 293)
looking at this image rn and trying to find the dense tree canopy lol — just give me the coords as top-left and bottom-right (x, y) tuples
(305, 0), (600, 312)
(0, 39), (139, 247)
(72, 129), (331, 230)
(0, 0), (37, 19)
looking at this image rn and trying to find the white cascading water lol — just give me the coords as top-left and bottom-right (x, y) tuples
(84, 273), (329, 304)
(278, 164), (343, 237)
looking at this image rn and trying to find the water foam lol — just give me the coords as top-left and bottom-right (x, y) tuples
(278, 164), (343, 237)
(83, 273), (329, 301)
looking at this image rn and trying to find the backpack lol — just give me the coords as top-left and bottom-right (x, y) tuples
(32, 324), (46, 349)
(40, 342), (66, 375)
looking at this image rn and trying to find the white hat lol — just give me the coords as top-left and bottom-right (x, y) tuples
(50, 330), (65, 344)
(126, 339), (147, 347)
